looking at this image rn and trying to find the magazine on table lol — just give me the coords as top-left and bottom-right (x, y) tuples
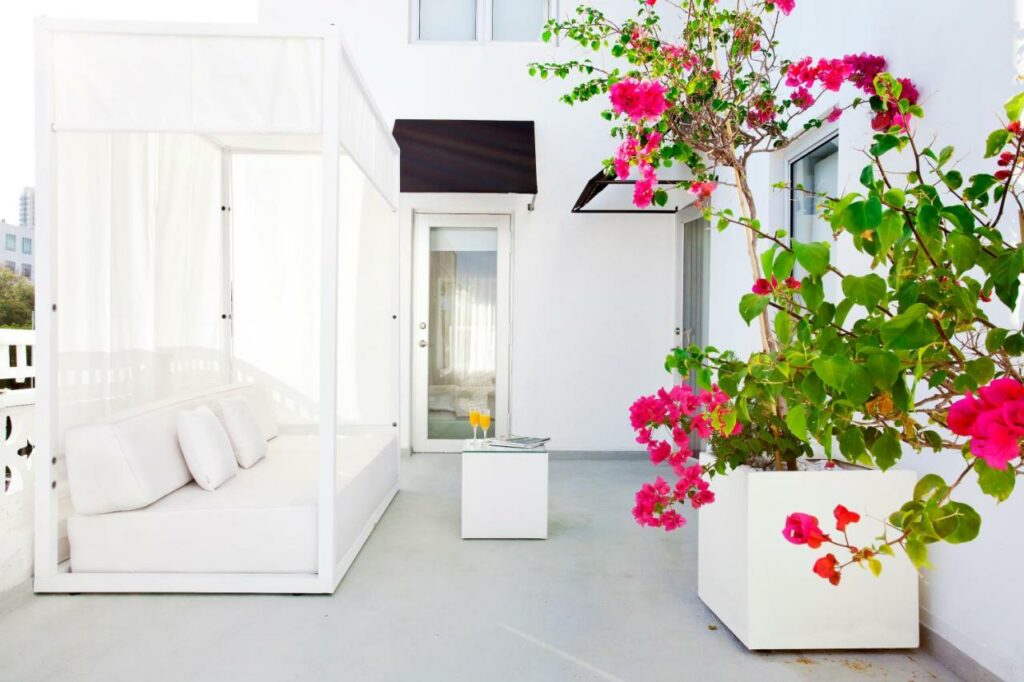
(487, 435), (550, 449)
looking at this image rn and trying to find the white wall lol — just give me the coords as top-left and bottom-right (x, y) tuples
(261, 0), (682, 451)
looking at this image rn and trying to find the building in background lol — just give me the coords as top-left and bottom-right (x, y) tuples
(2, 188), (33, 281)
(18, 187), (34, 229)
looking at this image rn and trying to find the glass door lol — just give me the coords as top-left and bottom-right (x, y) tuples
(412, 214), (511, 452)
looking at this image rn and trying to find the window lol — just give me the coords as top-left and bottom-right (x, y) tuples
(5, 261), (15, 273)
(21, 264), (31, 279)
(492, 0), (549, 42)
(21, 238), (31, 255)
(414, 0), (553, 43)
(790, 136), (839, 276)
(417, 0), (477, 41)
(4, 234), (14, 251)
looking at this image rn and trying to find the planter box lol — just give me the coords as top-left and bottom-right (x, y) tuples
(697, 455), (919, 650)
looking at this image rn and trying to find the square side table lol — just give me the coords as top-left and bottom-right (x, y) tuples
(461, 442), (548, 539)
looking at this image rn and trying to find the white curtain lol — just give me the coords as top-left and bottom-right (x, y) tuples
(429, 250), (497, 386)
(56, 132), (226, 444)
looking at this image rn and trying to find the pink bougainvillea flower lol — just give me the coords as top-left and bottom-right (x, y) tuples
(660, 509), (685, 530)
(773, 0), (795, 15)
(790, 86), (813, 110)
(1009, 121), (1023, 136)
(782, 513), (827, 548)
(842, 53), (887, 94)
(647, 439), (672, 465)
(609, 78), (669, 123)
(995, 169), (1012, 181)
(633, 164), (658, 208)
(948, 378), (1024, 469)
(752, 276), (779, 295)
(813, 554), (841, 585)
(833, 505), (861, 532)
(689, 180), (717, 207)
(998, 151), (1016, 167)
(783, 276), (801, 291)
(815, 58), (852, 92)
(785, 57), (816, 88)
(826, 107), (843, 123)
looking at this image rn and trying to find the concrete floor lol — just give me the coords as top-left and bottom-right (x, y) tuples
(0, 454), (959, 682)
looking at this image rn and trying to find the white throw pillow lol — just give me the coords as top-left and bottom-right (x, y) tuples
(217, 397), (268, 468)
(177, 406), (238, 491)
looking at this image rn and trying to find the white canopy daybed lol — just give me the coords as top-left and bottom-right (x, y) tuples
(33, 19), (400, 594)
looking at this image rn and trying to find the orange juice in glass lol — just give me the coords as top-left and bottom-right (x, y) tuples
(479, 410), (491, 439)
(469, 410), (481, 441)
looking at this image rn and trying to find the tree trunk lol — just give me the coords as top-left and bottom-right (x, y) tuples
(732, 164), (787, 471)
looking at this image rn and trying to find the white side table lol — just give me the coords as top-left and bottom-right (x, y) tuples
(461, 442), (548, 539)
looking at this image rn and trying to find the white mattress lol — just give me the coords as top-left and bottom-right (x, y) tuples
(68, 433), (398, 574)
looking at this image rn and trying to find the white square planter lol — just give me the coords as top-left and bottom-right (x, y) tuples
(697, 455), (919, 649)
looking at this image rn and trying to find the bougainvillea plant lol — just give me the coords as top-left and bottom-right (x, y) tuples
(534, 0), (1024, 584)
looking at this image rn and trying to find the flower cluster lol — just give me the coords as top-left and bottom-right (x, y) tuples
(783, 505), (866, 586)
(948, 378), (1024, 470)
(614, 133), (664, 207)
(609, 78), (669, 123)
(751, 274), (800, 295)
(630, 384), (739, 531)
(782, 52), (919, 130)
(689, 181), (718, 207)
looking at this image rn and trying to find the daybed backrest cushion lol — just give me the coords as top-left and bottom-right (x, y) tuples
(177, 406), (238, 491)
(217, 397), (268, 468)
(65, 383), (277, 515)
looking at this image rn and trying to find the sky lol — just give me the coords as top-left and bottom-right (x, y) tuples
(0, 0), (259, 223)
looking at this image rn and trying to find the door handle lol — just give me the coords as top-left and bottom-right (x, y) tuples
(418, 340), (428, 348)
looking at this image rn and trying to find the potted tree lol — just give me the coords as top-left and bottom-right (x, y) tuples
(534, 0), (1024, 649)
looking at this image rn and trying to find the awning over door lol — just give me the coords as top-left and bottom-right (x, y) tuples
(392, 119), (537, 194)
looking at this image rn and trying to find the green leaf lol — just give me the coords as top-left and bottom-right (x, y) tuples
(864, 196), (883, 228)
(965, 357), (996, 386)
(760, 245), (777, 279)
(864, 351), (901, 389)
(879, 303), (938, 350)
(773, 250), (796, 280)
(774, 308), (793, 344)
(914, 474), (949, 502)
(986, 328), (1009, 354)
(801, 373), (827, 406)
(870, 429), (902, 471)
(870, 134), (900, 157)
(937, 502), (981, 544)
(838, 427), (866, 461)
(843, 364), (874, 404)
(792, 241), (831, 277)
(974, 460), (1016, 502)
(868, 558), (883, 577)
(985, 129), (1011, 158)
(876, 211), (904, 255)
(905, 538), (929, 569)
(785, 404), (809, 442)
(812, 355), (853, 392)
(947, 233), (980, 274)
(739, 293), (769, 325)
(991, 247), (1024, 309)
(1005, 92), (1024, 122)
(801, 277), (825, 311)
(916, 203), (942, 239)
(883, 188), (906, 208)
(942, 205), (975, 233)
(842, 274), (887, 307)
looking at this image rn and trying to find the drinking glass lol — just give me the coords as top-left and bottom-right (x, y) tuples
(469, 410), (481, 443)
(479, 409), (491, 440)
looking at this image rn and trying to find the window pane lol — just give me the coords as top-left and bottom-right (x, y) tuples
(492, 0), (548, 42)
(22, 238), (31, 255)
(427, 227), (497, 440)
(790, 138), (838, 276)
(419, 0), (477, 41)
(5, 234), (14, 251)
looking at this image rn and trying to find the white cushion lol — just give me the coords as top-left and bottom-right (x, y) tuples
(177, 406), (238, 491)
(65, 383), (282, 515)
(217, 397), (267, 468)
(67, 433), (399, 574)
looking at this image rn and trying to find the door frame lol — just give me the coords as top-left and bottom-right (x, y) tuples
(411, 212), (512, 453)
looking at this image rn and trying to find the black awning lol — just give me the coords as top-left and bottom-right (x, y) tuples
(392, 119), (537, 194)
(572, 169), (681, 214)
